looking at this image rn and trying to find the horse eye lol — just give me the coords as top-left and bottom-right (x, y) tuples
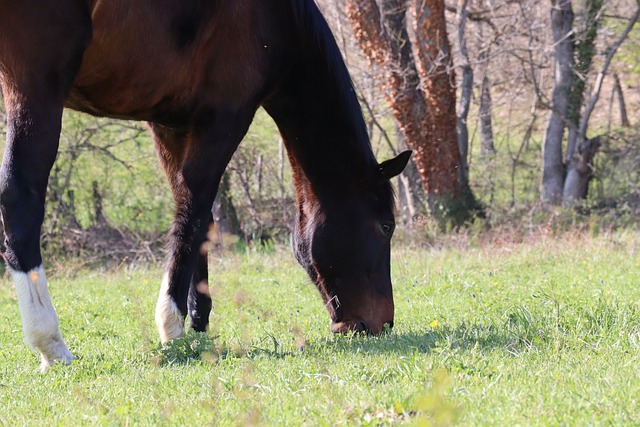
(381, 223), (395, 238)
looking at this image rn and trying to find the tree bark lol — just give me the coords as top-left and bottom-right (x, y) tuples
(541, 0), (574, 206)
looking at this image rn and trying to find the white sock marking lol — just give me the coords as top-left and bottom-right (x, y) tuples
(155, 273), (185, 343)
(11, 265), (76, 371)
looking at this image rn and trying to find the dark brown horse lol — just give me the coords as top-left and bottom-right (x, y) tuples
(0, 0), (410, 370)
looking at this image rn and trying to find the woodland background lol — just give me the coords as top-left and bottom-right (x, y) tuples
(0, 0), (638, 263)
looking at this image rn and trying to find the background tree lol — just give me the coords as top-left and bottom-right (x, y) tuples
(472, 0), (496, 156)
(542, 0), (640, 206)
(345, 0), (481, 226)
(541, 0), (576, 205)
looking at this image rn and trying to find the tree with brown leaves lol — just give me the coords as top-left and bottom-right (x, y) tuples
(345, 0), (481, 226)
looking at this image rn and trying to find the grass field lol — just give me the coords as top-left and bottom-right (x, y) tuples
(1, 230), (640, 426)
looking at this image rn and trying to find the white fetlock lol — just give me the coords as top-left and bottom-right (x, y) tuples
(11, 265), (76, 371)
(155, 273), (185, 343)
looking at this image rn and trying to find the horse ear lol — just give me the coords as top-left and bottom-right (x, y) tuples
(378, 150), (412, 181)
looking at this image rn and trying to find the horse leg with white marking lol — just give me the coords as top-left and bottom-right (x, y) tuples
(150, 109), (255, 342)
(0, 1), (91, 370)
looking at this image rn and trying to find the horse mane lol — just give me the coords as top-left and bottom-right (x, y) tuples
(287, 0), (377, 169)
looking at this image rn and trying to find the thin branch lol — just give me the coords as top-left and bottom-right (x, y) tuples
(358, 93), (397, 156)
(578, 3), (640, 139)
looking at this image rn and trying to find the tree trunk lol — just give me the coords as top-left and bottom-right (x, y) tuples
(456, 0), (472, 181)
(564, 0), (602, 164)
(560, 0), (601, 205)
(541, 0), (574, 206)
(479, 75), (495, 156)
(476, 15), (495, 156)
(211, 173), (243, 239)
(346, 0), (481, 226)
(562, 136), (600, 204)
(92, 181), (107, 226)
(395, 127), (426, 224)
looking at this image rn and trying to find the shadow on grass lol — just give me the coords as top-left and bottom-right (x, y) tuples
(151, 331), (216, 366)
(152, 312), (552, 365)
(151, 297), (639, 365)
(313, 321), (534, 356)
(151, 330), (298, 366)
(151, 324), (525, 365)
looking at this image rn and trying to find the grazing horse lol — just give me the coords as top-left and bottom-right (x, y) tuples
(0, 0), (411, 370)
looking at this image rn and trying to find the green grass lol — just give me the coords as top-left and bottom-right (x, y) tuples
(2, 231), (640, 425)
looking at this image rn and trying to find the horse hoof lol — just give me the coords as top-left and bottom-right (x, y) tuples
(39, 340), (76, 372)
(40, 352), (77, 372)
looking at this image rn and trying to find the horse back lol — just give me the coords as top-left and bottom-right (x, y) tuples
(65, 0), (296, 125)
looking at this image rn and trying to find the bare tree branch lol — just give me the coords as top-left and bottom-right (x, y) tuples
(578, 3), (640, 139)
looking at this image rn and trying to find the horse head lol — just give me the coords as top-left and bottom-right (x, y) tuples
(293, 151), (411, 335)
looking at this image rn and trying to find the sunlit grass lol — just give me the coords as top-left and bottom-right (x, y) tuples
(1, 231), (640, 425)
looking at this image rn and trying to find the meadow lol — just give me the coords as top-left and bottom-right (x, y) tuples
(1, 229), (640, 426)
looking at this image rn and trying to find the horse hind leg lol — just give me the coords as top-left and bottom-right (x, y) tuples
(150, 126), (214, 341)
(188, 215), (213, 333)
(157, 215), (213, 340)
(150, 125), (188, 342)
(151, 107), (255, 343)
(0, 1), (91, 370)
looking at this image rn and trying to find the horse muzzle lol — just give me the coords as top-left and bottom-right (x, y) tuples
(330, 318), (394, 335)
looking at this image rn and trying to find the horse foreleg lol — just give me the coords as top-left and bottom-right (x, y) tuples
(0, 97), (76, 370)
(0, 1), (90, 370)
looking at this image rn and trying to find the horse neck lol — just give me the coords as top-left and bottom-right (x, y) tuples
(265, 57), (375, 202)
(260, 0), (379, 210)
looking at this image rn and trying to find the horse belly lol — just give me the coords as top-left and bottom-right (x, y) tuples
(67, 60), (192, 122)
(67, 38), (197, 121)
